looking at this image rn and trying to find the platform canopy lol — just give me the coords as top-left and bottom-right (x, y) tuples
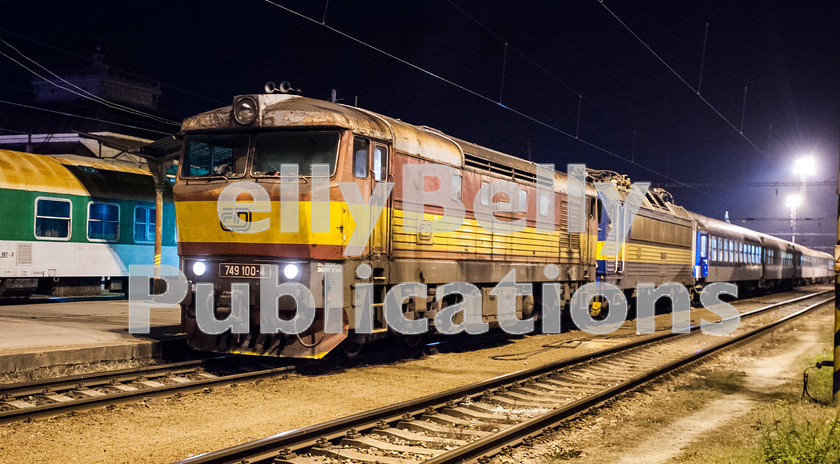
(78, 131), (182, 162)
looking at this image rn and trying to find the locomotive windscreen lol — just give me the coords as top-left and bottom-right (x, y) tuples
(182, 134), (249, 178)
(251, 131), (340, 176)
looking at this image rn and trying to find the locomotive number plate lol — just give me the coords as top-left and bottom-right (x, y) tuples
(219, 263), (269, 278)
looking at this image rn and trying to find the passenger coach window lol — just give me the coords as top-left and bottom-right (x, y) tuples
(353, 137), (370, 178)
(87, 202), (119, 242)
(35, 197), (72, 240)
(182, 134), (248, 177)
(253, 131), (340, 176)
(134, 206), (155, 243)
(373, 145), (387, 181)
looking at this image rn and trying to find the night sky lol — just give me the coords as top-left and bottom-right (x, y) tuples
(1, 0), (838, 250)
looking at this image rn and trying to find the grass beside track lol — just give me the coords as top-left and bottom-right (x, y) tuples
(672, 318), (839, 464)
(538, 306), (838, 464)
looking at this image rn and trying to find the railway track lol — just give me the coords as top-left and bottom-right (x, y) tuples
(170, 290), (833, 464)
(0, 357), (295, 424)
(0, 326), (507, 424)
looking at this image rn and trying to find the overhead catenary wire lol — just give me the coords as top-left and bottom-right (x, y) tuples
(0, 99), (172, 136)
(0, 39), (181, 127)
(260, 0), (725, 202)
(498, 42), (508, 104)
(0, 28), (225, 106)
(0, 126), (29, 135)
(0, 81), (180, 138)
(740, 86), (748, 134)
(697, 22), (709, 94)
(595, 0), (771, 160)
(445, 0), (636, 133)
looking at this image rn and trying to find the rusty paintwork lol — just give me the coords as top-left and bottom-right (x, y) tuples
(176, 94), (601, 358)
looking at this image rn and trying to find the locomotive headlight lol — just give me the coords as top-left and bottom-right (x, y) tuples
(233, 97), (257, 125)
(192, 261), (207, 277)
(283, 263), (299, 280)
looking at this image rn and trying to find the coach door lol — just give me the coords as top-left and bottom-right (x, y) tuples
(695, 231), (709, 279)
(351, 136), (390, 256)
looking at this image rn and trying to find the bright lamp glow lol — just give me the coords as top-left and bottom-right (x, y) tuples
(283, 263), (299, 280)
(192, 261), (206, 276)
(785, 194), (801, 209)
(793, 156), (816, 177)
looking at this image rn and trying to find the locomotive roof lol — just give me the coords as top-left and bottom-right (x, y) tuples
(178, 95), (831, 260)
(181, 94), (597, 195)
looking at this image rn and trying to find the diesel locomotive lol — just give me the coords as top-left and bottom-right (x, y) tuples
(173, 91), (832, 359)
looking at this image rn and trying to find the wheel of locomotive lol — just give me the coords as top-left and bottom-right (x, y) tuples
(393, 297), (426, 350)
(339, 336), (365, 358)
(688, 285), (701, 308)
(521, 294), (536, 320)
(398, 333), (425, 349)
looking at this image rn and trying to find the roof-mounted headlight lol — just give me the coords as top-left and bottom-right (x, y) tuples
(233, 97), (257, 125)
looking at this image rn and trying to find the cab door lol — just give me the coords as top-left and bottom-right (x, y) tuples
(370, 142), (390, 255)
(351, 136), (390, 257)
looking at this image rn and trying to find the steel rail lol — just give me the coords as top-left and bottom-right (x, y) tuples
(171, 289), (832, 464)
(426, 296), (834, 464)
(0, 326), (494, 424)
(0, 358), (222, 395)
(0, 359), (295, 424)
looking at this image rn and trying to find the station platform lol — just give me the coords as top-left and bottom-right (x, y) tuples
(0, 298), (183, 373)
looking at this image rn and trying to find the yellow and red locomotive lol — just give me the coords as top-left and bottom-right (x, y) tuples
(173, 90), (832, 359)
(174, 92), (597, 358)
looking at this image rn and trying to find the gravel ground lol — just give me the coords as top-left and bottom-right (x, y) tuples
(494, 294), (833, 464)
(0, 287), (828, 464)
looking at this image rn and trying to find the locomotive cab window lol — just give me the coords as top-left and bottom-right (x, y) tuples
(182, 133), (248, 178)
(253, 131), (340, 176)
(87, 202), (119, 242)
(373, 144), (387, 181)
(35, 197), (72, 240)
(353, 137), (369, 178)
